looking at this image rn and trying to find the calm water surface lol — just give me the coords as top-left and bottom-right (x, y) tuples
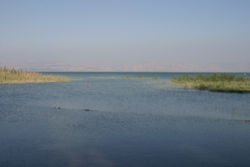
(0, 72), (250, 167)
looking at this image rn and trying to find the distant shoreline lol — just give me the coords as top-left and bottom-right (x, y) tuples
(38, 71), (250, 74)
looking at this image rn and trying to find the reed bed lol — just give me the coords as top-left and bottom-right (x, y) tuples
(0, 67), (70, 84)
(172, 73), (250, 93)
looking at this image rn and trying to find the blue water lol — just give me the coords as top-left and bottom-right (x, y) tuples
(0, 72), (250, 167)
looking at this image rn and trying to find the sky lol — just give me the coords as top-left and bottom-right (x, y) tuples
(0, 0), (250, 72)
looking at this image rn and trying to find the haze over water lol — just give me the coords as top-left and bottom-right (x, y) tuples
(1, 0), (250, 72)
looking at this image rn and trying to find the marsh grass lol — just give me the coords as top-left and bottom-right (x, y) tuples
(121, 76), (159, 80)
(172, 73), (250, 93)
(0, 67), (70, 84)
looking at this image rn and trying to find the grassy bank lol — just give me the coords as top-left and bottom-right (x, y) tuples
(172, 73), (250, 93)
(0, 67), (70, 84)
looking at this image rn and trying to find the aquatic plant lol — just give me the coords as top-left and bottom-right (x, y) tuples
(121, 76), (159, 80)
(172, 73), (250, 93)
(0, 67), (70, 84)
(121, 76), (144, 79)
(152, 77), (159, 80)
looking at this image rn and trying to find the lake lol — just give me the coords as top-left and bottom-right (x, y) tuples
(0, 72), (250, 167)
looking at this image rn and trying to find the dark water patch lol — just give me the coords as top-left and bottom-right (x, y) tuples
(54, 106), (99, 112)
(82, 108), (98, 112)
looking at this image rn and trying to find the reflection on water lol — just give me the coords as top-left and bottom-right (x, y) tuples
(0, 72), (250, 167)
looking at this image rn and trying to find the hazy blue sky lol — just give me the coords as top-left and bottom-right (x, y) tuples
(0, 0), (250, 71)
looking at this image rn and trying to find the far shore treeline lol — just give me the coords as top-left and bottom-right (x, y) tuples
(0, 67), (70, 84)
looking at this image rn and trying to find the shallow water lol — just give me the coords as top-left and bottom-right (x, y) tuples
(0, 72), (250, 167)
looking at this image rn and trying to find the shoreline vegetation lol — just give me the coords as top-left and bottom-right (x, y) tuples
(121, 76), (159, 80)
(0, 67), (70, 84)
(172, 74), (250, 93)
(90, 76), (159, 80)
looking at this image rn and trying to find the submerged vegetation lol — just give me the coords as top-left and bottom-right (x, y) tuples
(0, 67), (70, 84)
(172, 73), (250, 93)
(121, 76), (159, 80)
(90, 76), (159, 80)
